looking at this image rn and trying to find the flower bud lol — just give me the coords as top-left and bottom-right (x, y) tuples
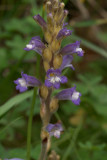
(40, 85), (49, 99)
(41, 129), (49, 140)
(51, 40), (61, 52)
(43, 47), (52, 62)
(59, 10), (68, 25)
(53, 0), (59, 8)
(43, 61), (50, 71)
(46, 1), (52, 14)
(47, 13), (54, 32)
(33, 14), (47, 30)
(47, 13), (53, 26)
(50, 98), (59, 113)
(40, 102), (46, 120)
(44, 31), (52, 43)
(48, 150), (60, 160)
(54, 2), (65, 22)
(53, 54), (63, 69)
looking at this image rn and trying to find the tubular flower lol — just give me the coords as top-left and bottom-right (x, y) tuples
(56, 28), (72, 40)
(55, 86), (81, 105)
(46, 123), (63, 138)
(33, 14), (47, 30)
(14, 72), (41, 92)
(59, 55), (74, 71)
(59, 41), (84, 57)
(24, 36), (45, 55)
(45, 68), (68, 89)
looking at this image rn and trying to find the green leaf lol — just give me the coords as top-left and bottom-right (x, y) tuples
(73, 19), (107, 28)
(97, 32), (107, 43)
(73, 20), (97, 28)
(93, 103), (107, 116)
(0, 48), (8, 70)
(0, 90), (33, 118)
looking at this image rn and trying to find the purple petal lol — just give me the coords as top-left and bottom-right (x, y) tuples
(14, 72), (41, 92)
(33, 14), (47, 30)
(57, 28), (72, 40)
(60, 55), (74, 71)
(55, 123), (63, 132)
(21, 72), (41, 87)
(55, 86), (75, 100)
(63, 22), (68, 27)
(53, 82), (60, 89)
(46, 123), (63, 138)
(59, 41), (83, 57)
(46, 69), (61, 78)
(16, 85), (27, 93)
(63, 64), (75, 70)
(45, 79), (52, 88)
(24, 36), (45, 55)
(46, 123), (55, 132)
(26, 76), (41, 86)
(60, 76), (68, 83)
(55, 86), (81, 105)
(71, 92), (81, 105)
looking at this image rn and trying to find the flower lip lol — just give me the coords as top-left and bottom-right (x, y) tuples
(59, 55), (74, 71)
(24, 36), (45, 55)
(45, 68), (68, 89)
(46, 122), (63, 138)
(57, 28), (72, 40)
(55, 85), (81, 105)
(14, 72), (41, 92)
(59, 41), (84, 57)
(47, 68), (61, 78)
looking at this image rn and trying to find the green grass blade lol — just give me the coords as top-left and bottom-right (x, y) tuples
(0, 90), (33, 118)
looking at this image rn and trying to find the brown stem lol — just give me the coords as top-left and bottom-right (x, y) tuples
(39, 138), (48, 160)
(39, 88), (52, 160)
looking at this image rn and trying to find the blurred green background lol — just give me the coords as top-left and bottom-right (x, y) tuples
(0, 0), (107, 159)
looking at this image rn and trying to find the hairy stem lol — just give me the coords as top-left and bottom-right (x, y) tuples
(27, 87), (37, 160)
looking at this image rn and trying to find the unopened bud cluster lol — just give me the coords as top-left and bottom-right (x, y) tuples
(35, 0), (69, 71)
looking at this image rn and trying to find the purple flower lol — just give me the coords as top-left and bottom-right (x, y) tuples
(55, 86), (81, 105)
(45, 69), (68, 89)
(59, 55), (74, 71)
(63, 22), (68, 27)
(24, 36), (45, 55)
(57, 28), (72, 40)
(46, 123), (63, 138)
(14, 72), (41, 92)
(59, 41), (84, 57)
(33, 14), (47, 30)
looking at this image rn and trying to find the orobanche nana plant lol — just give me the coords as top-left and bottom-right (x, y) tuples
(14, 0), (84, 160)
